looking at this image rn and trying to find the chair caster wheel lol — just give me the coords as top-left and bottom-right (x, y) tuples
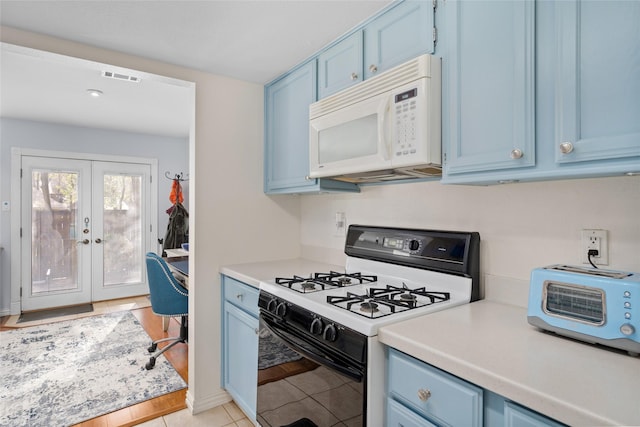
(148, 343), (157, 353)
(145, 357), (156, 370)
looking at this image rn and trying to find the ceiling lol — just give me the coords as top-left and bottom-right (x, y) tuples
(0, 0), (392, 137)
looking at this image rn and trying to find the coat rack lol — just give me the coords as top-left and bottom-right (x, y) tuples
(164, 171), (189, 181)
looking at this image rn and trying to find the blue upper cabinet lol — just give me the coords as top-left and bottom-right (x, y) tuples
(441, 0), (536, 178)
(441, 0), (640, 185)
(264, 61), (359, 194)
(317, 0), (435, 99)
(317, 31), (363, 99)
(554, 0), (640, 165)
(364, 0), (434, 80)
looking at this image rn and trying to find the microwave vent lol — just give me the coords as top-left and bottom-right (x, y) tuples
(310, 54), (436, 119)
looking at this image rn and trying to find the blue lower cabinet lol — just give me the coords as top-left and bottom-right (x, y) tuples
(387, 348), (483, 426)
(386, 348), (565, 427)
(387, 398), (438, 427)
(504, 401), (566, 427)
(221, 275), (259, 420)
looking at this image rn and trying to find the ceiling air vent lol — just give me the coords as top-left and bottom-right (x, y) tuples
(102, 70), (141, 83)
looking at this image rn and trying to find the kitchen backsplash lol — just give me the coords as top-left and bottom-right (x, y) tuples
(300, 175), (640, 307)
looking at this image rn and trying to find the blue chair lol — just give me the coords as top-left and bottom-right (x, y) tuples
(145, 252), (188, 370)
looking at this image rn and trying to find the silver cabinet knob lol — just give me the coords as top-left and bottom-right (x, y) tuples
(254, 328), (259, 335)
(369, 64), (378, 73)
(559, 142), (574, 154)
(510, 148), (524, 159)
(95, 238), (102, 244)
(77, 239), (90, 245)
(236, 293), (243, 301)
(351, 72), (358, 81)
(417, 388), (431, 402)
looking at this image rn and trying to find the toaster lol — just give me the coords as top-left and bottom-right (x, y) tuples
(527, 264), (640, 356)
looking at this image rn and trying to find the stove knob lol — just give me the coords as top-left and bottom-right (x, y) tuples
(310, 318), (324, 335)
(323, 324), (338, 342)
(409, 240), (420, 251)
(266, 298), (278, 313)
(276, 302), (287, 317)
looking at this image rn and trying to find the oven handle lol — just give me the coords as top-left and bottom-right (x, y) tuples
(260, 314), (364, 382)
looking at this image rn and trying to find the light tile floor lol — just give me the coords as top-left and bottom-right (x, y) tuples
(136, 402), (253, 427)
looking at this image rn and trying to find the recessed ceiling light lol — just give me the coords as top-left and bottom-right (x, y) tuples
(86, 89), (103, 98)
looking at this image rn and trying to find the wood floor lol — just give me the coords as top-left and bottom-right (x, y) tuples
(1, 307), (188, 427)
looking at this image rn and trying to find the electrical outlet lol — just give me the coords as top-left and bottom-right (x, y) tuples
(581, 229), (608, 265)
(334, 212), (346, 236)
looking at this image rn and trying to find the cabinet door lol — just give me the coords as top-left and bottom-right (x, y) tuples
(504, 401), (566, 427)
(264, 61), (317, 193)
(318, 31), (363, 99)
(554, 0), (640, 164)
(364, 0), (434, 80)
(223, 302), (258, 420)
(442, 0), (535, 176)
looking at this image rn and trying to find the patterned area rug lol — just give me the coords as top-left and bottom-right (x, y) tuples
(0, 311), (187, 427)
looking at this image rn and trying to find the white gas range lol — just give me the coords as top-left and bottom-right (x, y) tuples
(256, 225), (480, 427)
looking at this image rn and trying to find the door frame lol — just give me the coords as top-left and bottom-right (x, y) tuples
(10, 147), (158, 314)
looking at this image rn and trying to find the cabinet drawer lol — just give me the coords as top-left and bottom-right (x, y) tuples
(222, 276), (259, 316)
(387, 398), (437, 427)
(388, 348), (482, 427)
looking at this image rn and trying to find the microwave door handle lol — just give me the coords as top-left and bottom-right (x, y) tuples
(378, 99), (391, 160)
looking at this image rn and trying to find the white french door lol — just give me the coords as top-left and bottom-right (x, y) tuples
(21, 156), (153, 311)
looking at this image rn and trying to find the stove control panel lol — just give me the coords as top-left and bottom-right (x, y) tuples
(345, 225), (481, 301)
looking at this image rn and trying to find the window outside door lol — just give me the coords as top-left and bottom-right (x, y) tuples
(21, 155), (153, 311)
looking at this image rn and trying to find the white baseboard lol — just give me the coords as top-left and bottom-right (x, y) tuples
(185, 388), (232, 415)
(0, 308), (10, 317)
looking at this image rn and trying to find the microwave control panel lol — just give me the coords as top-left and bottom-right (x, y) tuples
(393, 87), (419, 158)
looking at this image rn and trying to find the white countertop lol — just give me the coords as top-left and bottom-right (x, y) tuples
(220, 258), (345, 288)
(378, 300), (640, 426)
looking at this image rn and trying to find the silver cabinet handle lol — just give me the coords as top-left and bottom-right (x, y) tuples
(417, 388), (431, 402)
(77, 239), (90, 245)
(351, 72), (358, 81)
(510, 148), (524, 159)
(236, 293), (243, 301)
(254, 328), (259, 335)
(559, 141), (574, 154)
(369, 64), (378, 73)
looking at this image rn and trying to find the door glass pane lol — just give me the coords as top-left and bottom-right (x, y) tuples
(103, 174), (142, 286)
(31, 170), (79, 294)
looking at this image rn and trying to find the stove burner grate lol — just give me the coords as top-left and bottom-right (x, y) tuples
(326, 284), (451, 318)
(275, 271), (377, 293)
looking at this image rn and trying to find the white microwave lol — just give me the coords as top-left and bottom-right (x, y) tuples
(309, 54), (441, 183)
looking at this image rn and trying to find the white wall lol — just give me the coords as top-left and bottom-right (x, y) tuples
(0, 27), (301, 414)
(301, 175), (640, 306)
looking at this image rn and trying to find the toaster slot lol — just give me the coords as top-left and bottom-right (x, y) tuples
(546, 265), (631, 279)
(543, 281), (605, 325)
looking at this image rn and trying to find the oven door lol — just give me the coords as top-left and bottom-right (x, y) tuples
(257, 314), (365, 427)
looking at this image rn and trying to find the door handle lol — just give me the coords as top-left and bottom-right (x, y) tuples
(95, 238), (102, 244)
(77, 239), (90, 245)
